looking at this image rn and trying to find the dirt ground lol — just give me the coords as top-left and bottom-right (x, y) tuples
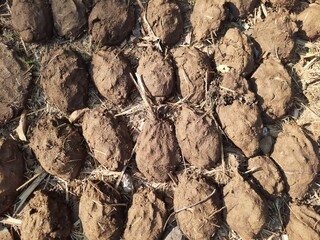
(0, 0), (320, 240)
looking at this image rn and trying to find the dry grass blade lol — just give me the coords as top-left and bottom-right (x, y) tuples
(0, 216), (22, 226)
(15, 111), (27, 141)
(14, 169), (48, 214)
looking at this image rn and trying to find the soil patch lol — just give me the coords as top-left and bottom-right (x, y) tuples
(190, 0), (226, 41)
(82, 108), (133, 170)
(0, 43), (31, 126)
(297, 3), (320, 40)
(252, 10), (297, 61)
(174, 174), (222, 239)
(219, 69), (255, 103)
(88, 0), (135, 46)
(250, 57), (292, 122)
(145, 0), (183, 46)
(51, 0), (88, 39)
(79, 181), (125, 240)
(223, 173), (268, 240)
(214, 27), (255, 77)
(0, 139), (24, 214)
(175, 106), (221, 169)
(30, 115), (86, 180)
(135, 117), (179, 182)
(271, 122), (320, 199)
(217, 100), (263, 157)
(91, 48), (134, 105)
(226, 0), (259, 18)
(286, 204), (320, 239)
(123, 188), (166, 240)
(247, 156), (286, 199)
(11, 0), (53, 42)
(137, 48), (175, 102)
(21, 190), (72, 240)
(173, 46), (212, 104)
(41, 47), (89, 114)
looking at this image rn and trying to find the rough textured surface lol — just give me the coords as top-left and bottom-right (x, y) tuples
(175, 107), (221, 169)
(217, 101), (263, 157)
(190, 0), (226, 41)
(271, 122), (320, 199)
(248, 156), (286, 199)
(51, 0), (88, 39)
(219, 69), (255, 103)
(0, 43), (31, 126)
(0, 225), (13, 240)
(226, 0), (258, 18)
(82, 108), (133, 170)
(250, 57), (292, 122)
(252, 11), (297, 61)
(286, 204), (320, 240)
(135, 118), (179, 182)
(173, 47), (212, 104)
(79, 182), (125, 240)
(297, 4), (320, 40)
(91, 49), (133, 104)
(224, 174), (268, 240)
(21, 190), (72, 240)
(88, 0), (135, 46)
(30, 116), (86, 180)
(214, 28), (255, 76)
(41, 47), (89, 113)
(123, 188), (167, 240)
(11, 0), (53, 42)
(0, 139), (24, 214)
(266, 0), (297, 9)
(137, 48), (174, 101)
(174, 175), (222, 240)
(145, 0), (183, 46)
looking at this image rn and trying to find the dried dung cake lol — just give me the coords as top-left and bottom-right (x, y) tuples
(217, 100), (263, 157)
(137, 48), (175, 101)
(175, 106), (221, 169)
(297, 3), (320, 40)
(223, 173), (268, 240)
(82, 108), (133, 171)
(214, 28), (255, 76)
(219, 69), (255, 103)
(20, 190), (72, 240)
(88, 0), (135, 46)
(250, 57), (292, 122)
(286, 204), (320, 240)
(174, 175), (222, 240)
(123, 188), (167, 240)
(252, 10), (297, 61)
(226, 0), (258, 18)
(173, 47), (212, 104)
(190, 0), (226, 41)
(135, 118), (179, 182)
(30, 116), (86, 180)
(0, 139), (24, 214)
(271, 122), (320, 199)
(91, 48), (133, 105)
(145, 0), (183, 46)
(51, 0), (88, 39)
(0, 43), (31, 126)
(247, 156), (286, 199)
(41, 47), (89, 113)
(79, 181), (125, 240)
(265, 0), (297, 9)
(11, 0), (53, 42)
